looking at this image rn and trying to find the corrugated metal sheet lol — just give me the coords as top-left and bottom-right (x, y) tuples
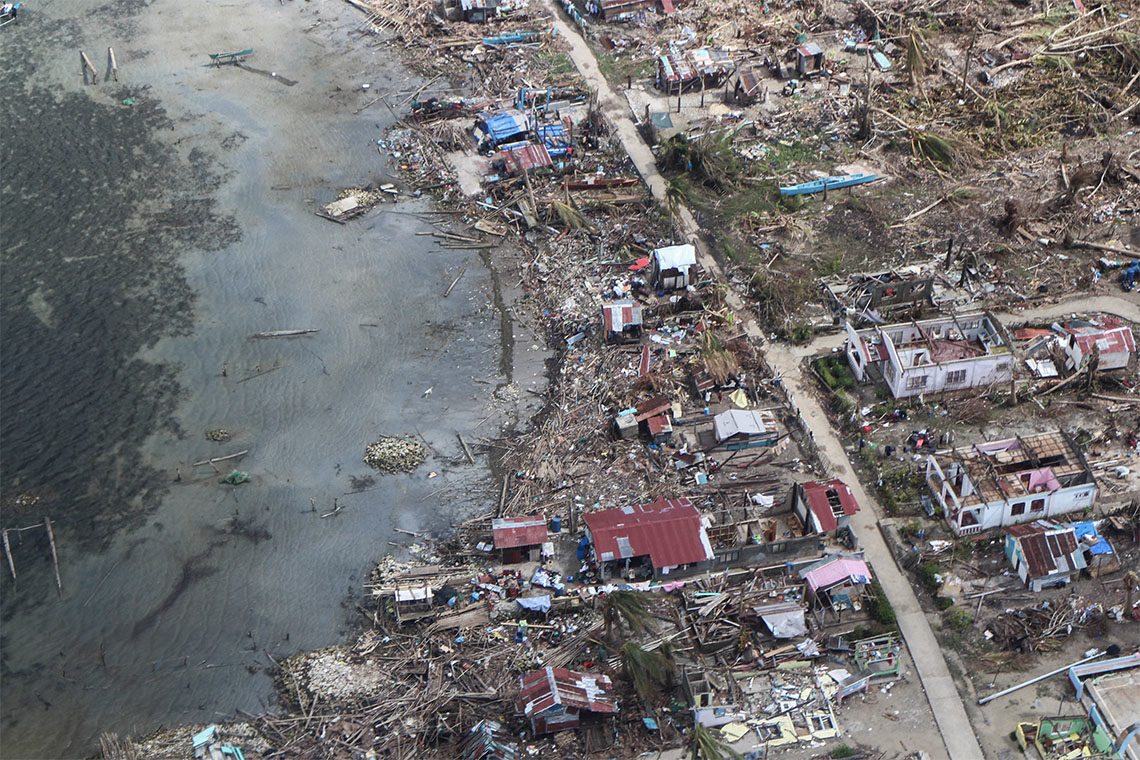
(1013, 526), (1079, 579)
(492, 514), (548, 549)
(602, 300), (643, 333)
(504, 142), (552, 173)
(713, 409), (777, 441)
(801, 479), (860, 532)
(477, 109), (529, 144)
(518, 668), (616, 734)
(800, 556), (871, 593)
(583, 498), (712, 569)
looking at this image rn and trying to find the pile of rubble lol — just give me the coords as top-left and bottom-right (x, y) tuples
(363, 436), (428, 474)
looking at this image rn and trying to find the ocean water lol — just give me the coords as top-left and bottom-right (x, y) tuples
(0, 0), (515, 756)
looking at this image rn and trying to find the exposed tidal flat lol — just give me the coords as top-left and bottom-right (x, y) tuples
(0, 1), (525, 756)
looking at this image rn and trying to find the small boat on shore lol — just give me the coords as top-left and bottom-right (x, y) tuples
(208, 48), (253, 66)
(779, 172), (878, 196)
(0, 2), (22, 27)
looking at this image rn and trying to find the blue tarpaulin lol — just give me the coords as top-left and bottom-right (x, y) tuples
(476, 110), (530, 145)
(516, 595), (551, 613)
(1073, 521), (1114, 555)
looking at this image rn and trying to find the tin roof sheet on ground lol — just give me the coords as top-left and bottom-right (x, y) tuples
(800, 556), (872, 593)
(518, 667), (616, 718)
(800, 479), (860, 532)
(492, 514), (547, 549)
(713, 409), (777, 441)
(584, 498), (713, 569)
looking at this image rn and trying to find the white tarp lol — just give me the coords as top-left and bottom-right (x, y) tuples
(761, 609), (807, 638)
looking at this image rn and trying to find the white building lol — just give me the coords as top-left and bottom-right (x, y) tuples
(926, 431), (1097, 536)
(845, 312), (1014, 399)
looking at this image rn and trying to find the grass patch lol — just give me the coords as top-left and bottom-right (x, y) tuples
(918, 562), (942, 594)
(590, 44), (654, 85)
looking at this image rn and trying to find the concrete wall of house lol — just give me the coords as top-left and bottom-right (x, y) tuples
(950, 484), (1097, 535)
(845, 324), (867, 382)
(890, 353), (1013, 399)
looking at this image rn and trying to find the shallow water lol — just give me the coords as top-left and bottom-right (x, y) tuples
(0, 1), (514, 756)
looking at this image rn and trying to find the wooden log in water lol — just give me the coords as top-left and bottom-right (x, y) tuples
(80, 51), (99, 84)
(192, 449), (250, 467)
(248, 329), (319, 339)
(456, 433), (475, 464)
(108, 47), (118, 81)
(43, 517), (62, 596)
(443, 265), (466, 297)
(2, 529), (15, 584)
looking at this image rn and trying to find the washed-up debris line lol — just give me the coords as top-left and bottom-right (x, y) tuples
(364, 436), (428, 474)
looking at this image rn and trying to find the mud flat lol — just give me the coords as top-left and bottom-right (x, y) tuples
(0, 0), (551, 757)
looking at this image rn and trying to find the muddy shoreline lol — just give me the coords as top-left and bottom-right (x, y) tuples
(0, 0), (548, 756)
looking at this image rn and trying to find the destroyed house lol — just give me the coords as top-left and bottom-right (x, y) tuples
(583, 498), (713, 579)
(597, 0), (654, 19)
(656, 48), (735, 94)
(1068, 653), (1140, 760)
(732, 67), (766, 105)
(790, 479), (860, 534)
(601, 300), (644, 342)
(492, 514), (548, 563)
(650, 244), (697, 291)
(845, 312), (1013, 399)
(926, 431), (1097, 537)
(475, 110), (530, 147)
(1060, 317), (1135, 372)
(393, 583), (435, 623)
(794, 42), (824, 76)
(459, 719), (519, 760)
(458, 0), (499, 23)
(799, 554), (871, 610)
(709, 409), (780, 451)
(1004, 522), (1086, 592)
(518, 667), (617, 735)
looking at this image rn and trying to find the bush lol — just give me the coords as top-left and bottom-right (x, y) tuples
(869, 579), (896, 627)
(834, 389), (855, 417)
(944, 605), (972, 631)
(832, 746), (857, 759)
(918, 563), (942, 594)
(935, 596), (954, 610)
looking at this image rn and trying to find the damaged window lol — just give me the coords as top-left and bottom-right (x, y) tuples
(946, 369), (967, 385)
(1031, 498), (1046, 512)
(906, 374), (929, 390)
(1011, 502), (1025, 516)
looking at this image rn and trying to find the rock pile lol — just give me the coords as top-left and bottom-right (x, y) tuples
(206, 428), (231, 442)
(364, 436), (427, 474)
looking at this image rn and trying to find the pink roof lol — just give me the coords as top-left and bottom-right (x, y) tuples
(801, 480), (860, 532)
(492, 515), (547, 549)
(1068, 324), (1135, 356)
(801, 557), (872, 593)
(518, 667), (616, 718)
(584, 498), (712, 569)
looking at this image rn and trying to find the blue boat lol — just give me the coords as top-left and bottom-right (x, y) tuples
(482, 30), (540, 45)
(0, 1), (21, 27)
(779, 172), (878, 196)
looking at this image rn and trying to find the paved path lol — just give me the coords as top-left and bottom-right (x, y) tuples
(546, 9), (1138, 757)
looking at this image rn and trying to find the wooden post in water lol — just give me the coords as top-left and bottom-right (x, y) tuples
(109, 47), (119, 82)
(43, 517), (62, 596)
(80, 51), (99, 84)
(2, 529), (16, 584)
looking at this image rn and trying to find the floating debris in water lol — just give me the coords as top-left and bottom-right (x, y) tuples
(206, 428), (232, 442)
(364, 436), (427, 474)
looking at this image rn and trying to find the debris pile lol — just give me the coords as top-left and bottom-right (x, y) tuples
(364, 436), (427, 474)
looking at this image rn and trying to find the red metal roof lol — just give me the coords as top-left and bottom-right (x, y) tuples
(1009, 524), (1079, 578)
(518, 667), (616, 720)
(1068, 324), (1135, 356)
(583, 498), (712, 569)
(492, 514), (547, 549)
(634, 395), (671, 422)
(505, 142), (552, 174)
(646, 414), (672, 436)
(801, 479), (860, 532)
